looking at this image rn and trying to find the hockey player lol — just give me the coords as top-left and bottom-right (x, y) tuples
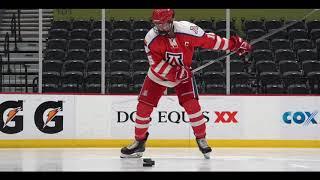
(121, 9), (252, 159)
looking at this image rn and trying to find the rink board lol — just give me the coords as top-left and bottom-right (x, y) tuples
(0, 94), (319, 147)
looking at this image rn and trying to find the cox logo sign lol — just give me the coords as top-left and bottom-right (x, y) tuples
(282, 111), (318, 125)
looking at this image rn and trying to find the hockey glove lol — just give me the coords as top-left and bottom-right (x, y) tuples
(229, 35), (252, 56)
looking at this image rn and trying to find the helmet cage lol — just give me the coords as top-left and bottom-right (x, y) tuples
(152, 21), (173, 35)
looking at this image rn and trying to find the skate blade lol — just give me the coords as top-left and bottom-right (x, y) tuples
(120, 152), (143, 158)
(203, 152), (211, 159)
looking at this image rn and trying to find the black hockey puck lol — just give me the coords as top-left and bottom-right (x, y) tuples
(143, 158), (152, 162)
(143, 162), (154, 167)
(143, 158), (155, 165)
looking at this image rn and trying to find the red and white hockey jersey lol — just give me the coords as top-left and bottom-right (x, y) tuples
(144, 21), (235, 87)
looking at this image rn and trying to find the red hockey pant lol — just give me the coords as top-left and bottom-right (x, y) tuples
(134, 76), (207, 140)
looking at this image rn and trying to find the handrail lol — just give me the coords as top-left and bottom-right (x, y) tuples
(33, 77), (38, 92)
(0, 54), (2, 92)
(23, 64), (28, 92)
(4, 32), (9, 55)
(1, 61), (38, 93)
(10, 13), (18, 51)
(17, 9), (22, 41)
(4, 32), (11, 73)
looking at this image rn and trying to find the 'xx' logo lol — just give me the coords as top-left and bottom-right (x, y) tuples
(214, 111), (238, 123)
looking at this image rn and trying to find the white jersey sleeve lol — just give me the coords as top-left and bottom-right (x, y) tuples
(173, 21), (205, 37)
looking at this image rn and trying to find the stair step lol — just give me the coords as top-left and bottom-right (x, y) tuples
(0, 44), (45, 51)
(0, 49), (38, 53)
(1, 22), (51, 27)
(1, 64), (38, 73)
(0, 57), (39, 62)
(0, 49), (43, 53)
(0, 68), (38, 73)
(0, 37), (48, 41)
(0, 42), (40, 47)
(3, 13), (53, 17)
(1, 80), (38, 90)
(1, 61), (38, 69)
(0, 52), (38, 58)
(0, 27), (50, 31)
(2, 14), (52, 19)
(1, 79), (37, 83)
(2, 84), (38, 92)
(1, 18), (53, 23)
(1, 78), (38, 83)
(1, 70), (38, 75)
(0, 31), (48, 38)
(0, 39), (47, 43)
(1, 85), (35, 93)
(1, 87), (37, 93)
(1, 87), (36, 93)
(5, 9), (53, 14)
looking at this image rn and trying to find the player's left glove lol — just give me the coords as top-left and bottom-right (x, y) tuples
(229, 35), (252, 56)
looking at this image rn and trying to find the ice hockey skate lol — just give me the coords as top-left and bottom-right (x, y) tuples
(120, 132), (149, 158)
(196, 138), (212, 159)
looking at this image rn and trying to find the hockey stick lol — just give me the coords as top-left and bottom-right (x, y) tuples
(191, 9), (320, 73)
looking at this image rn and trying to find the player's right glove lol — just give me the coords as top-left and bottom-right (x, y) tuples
(229, 35), (252, 56)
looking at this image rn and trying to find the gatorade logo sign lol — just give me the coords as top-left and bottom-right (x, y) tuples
(0, 100), (23, 134)
(0, 100), (64, 134)
(34, 101), (63, 134)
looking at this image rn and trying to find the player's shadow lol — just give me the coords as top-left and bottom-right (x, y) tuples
(119, 158), (147, 171)
(197, 159), (213, 171)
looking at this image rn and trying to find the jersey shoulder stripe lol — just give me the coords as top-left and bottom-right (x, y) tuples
(173, 21), (205, 37)
(144, 28), (159, 47)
